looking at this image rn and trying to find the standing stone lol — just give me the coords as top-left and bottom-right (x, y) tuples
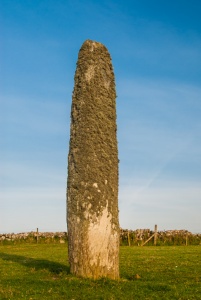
(67, 40), (119, 279)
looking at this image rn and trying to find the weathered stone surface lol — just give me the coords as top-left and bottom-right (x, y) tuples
(67, 40), (119, 279)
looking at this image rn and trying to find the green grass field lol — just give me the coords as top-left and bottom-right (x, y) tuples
(0, 244), (200, 299)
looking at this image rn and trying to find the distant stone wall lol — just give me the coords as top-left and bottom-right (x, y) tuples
(1, 229), (200, 245)
(120, 228), (201, 246)
(0, 232), (67, 243)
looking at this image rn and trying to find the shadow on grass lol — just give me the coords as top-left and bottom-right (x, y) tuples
(0, 252), (70, 274)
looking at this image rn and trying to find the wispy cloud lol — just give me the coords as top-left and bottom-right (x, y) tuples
(117, 79), (201, 167)
(0, 161), (66, 188)
(117, 78), (201, 233)
(113, 17), (201, 69)
(119, 182), (201, 233)
(1, 0), (200, 233)
(0, 187), (67, 233)
(0, 95), (70, 135)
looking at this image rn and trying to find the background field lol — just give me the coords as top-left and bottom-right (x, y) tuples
(0, 244), (200, 299)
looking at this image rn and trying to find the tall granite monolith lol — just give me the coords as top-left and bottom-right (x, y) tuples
(67, 40), (119, 279)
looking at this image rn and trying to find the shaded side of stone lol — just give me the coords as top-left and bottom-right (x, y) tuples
(67, 40), (119, 279)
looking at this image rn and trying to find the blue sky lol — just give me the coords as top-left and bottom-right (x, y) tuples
(1, 0), (201, 233)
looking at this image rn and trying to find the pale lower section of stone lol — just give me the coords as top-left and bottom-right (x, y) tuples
(67, 201), (119, 279)
(87, 203), (118, 271)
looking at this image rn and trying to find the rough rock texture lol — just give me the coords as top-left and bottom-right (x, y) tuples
(67, 40), (119, 279)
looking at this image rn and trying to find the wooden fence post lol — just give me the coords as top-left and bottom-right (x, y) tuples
(36, 228), (39, 243)
(154, 225), (158, 246)
(127, 230), (131, 246)
(186, 233), (188, 246)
